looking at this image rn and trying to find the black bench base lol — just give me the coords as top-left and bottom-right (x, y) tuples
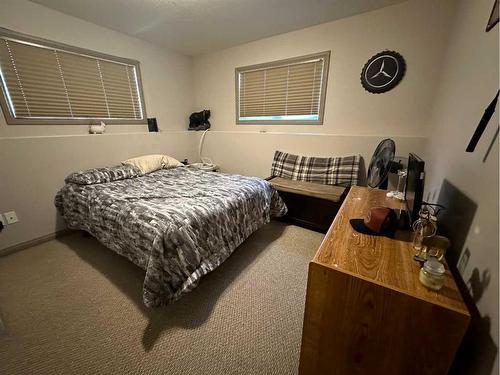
(276, 190), (346, 234)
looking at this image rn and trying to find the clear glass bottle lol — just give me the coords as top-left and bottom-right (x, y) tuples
(394, 169), (407, 200)
(412, 208), (437, 258)
(419, 258), (446, 291)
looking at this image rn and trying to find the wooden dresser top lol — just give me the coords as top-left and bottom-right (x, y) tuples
(313, 186), (469, 315)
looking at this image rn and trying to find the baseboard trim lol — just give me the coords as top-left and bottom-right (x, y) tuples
(0, 229), (74, 257)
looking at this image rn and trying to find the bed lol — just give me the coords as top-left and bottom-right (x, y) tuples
(55, 165), (287, 307)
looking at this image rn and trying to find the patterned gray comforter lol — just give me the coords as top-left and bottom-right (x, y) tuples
(55, 166), (287, 307)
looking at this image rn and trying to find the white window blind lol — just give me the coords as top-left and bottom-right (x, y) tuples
(236, 51), (330, 124)
(0, 30), (145, 124)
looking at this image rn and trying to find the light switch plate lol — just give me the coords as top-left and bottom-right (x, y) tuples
(4, 211), (19, 224)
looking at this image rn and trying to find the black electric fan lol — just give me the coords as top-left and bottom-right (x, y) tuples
(367, 138), (396, 189)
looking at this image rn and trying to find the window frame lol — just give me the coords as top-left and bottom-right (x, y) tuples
(235, 51), (330, 125)
(0, 27), (147, 125)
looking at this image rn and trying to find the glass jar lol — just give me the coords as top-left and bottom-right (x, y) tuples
(424, 235), (450, 262)
(419, 258), (445, 291)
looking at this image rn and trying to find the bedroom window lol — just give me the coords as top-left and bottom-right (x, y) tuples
(0, 28), (146, 125)
(236, 51), (330, 125)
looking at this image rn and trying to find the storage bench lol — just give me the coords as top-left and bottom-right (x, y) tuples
(268, 150), (360, 233)
(269, 176), (348, 233)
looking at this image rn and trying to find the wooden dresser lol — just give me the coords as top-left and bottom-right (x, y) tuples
(299, 186), (470, 375)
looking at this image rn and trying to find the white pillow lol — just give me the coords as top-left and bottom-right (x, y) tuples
(122, 154), (182, 174)
(161, 155), (183, 169)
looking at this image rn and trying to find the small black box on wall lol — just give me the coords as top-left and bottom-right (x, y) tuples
(147, 118), (158, 132)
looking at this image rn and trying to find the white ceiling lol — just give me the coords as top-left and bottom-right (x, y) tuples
(31, 0), (407, 56)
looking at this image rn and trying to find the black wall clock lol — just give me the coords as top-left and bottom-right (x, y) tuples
(361, 50), (406, 94)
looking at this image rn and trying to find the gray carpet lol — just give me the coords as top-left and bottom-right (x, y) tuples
(0, 222), (323, 375)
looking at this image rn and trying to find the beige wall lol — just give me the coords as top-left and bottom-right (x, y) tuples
(198, 131), (425, 179)
(191, 0), (457, 177)
(424, 0), (499, 372)
(0, 133), (199, 250)
(0, 0), (194, 136)
(0, 0), (197, 250)
(193, 0), (456, 136)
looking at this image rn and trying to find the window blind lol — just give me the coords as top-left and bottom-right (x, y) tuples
(0, 34), (144, 123)
(237, 52), (329, 124)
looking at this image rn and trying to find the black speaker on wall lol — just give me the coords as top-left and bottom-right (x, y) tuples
(147, 118), (158, 132)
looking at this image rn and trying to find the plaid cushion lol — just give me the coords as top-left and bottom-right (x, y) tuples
(270, 150), (360, 187)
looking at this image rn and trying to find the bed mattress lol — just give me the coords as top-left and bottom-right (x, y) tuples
(55, 166), (287, 307)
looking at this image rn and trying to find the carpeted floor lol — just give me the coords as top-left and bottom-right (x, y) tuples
(0, 221), (323, 375)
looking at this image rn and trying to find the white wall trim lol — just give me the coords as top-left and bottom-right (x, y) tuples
(0, 130), (194, 140)
(197, 130), (428, 138)
(0, 229), (74, 257)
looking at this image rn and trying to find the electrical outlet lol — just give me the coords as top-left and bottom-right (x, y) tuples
(4, 211), (19, 224)
(457, 247), (471, 275)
